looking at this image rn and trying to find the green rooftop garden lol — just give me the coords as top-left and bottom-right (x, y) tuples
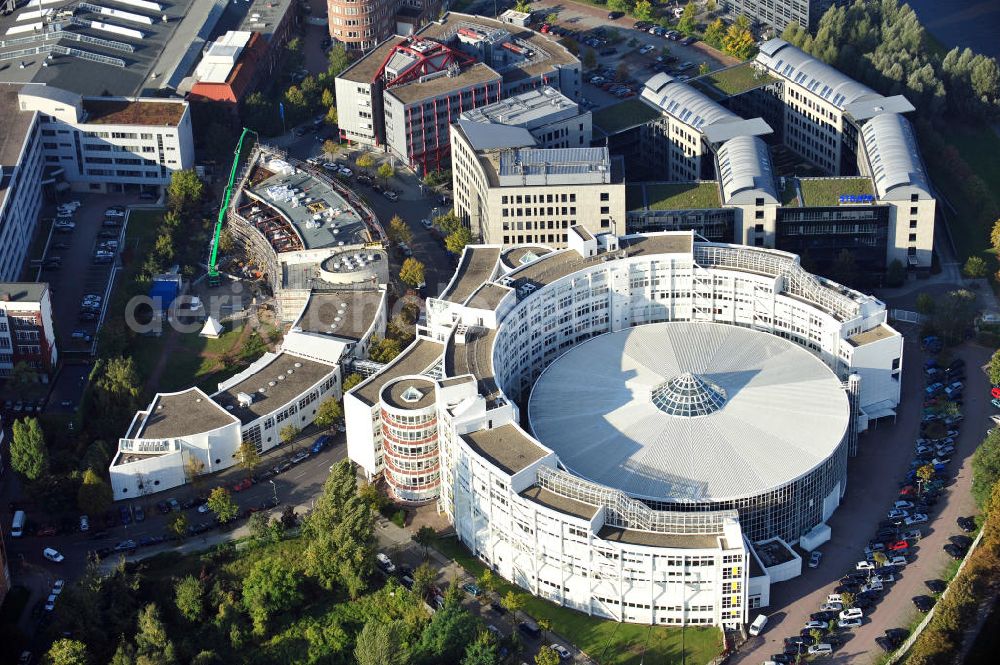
(798, 177), (875, 207)
(780, 178), (800, 207)
(593, 98), (660, 135)
(691, 62), (777, 97)
(631, 182), (723, 210)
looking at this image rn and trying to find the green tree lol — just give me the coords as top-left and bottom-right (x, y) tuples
(314, 397), (343, 429)
(698, 62), (711, 76)
(88, 356), (142, 436)
(632, 0), (653, 22)
(399, 257), (426, 288)
(370, 336), (403, 363)
(356, 153), (376, 170)
(418, 605), (480, 663)
(326, 105), (339, 126)
(445, 226), (473, 255)
(170, 513), (189, 540)
(607, 0), (631, 13)
(916, 464), (936, 487)
(242, 557), (302, 634)
(327, 44), (352, 76)
(989, 349), (1000, 386)
(706, 0), (717, 11)
(463, 630), (499, 665)
(322, 139), (341, 159)
(872, 550), (888, 567)
(885, 258), (906, 287)
(972, 428), (1000, 507)
(80, 440), (112, 474)
(10, 417), (48, 481)
(238, 440), (260, 479)
(174, 575), (205, 623)
(355, 620), (406, 665)
(704, 18), (726, 48)
(991, 218), (1000, 251)
(809, 628), (824, 645)
(167, 169), (205, 215)
(500, 590), (524, 614)
(280, 424), (302, 445)
(723, 24), (757, 60)
(247, 512), (271, 545)
(388, 214), (413, 246)
(343, 372), (364, 392)
(964, 255), (988, 279)
(582, 48), (597, 71)
(514, 0), (531, 12)
(677, 2), (697, 34)
(931, 289), (978, 345)
(412, 562), (437, 599)
(76, 468), (113, 516)
(302, 461), (376, 598)
(414, 525), (436, 559)
(190, 652), (223, 665)
(377, 162), (395, 183)
(478, 569), (498, 596)
(207, 486), (239, 524)
(10, 361), (37, 385)
(434, 210), (464, 235)
(321, 88), (335, 109)
(44, 639), (90, 665)
(535, 646), (560, 665)
(916, 292), (936, 316)
(135, 603), (177, 664)
(544, 12), (558, 24)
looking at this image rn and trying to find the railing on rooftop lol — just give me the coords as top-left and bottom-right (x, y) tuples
(536, 466), (737, 535)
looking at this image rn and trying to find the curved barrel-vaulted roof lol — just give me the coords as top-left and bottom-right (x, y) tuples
(861, 113), (931, 200)
(756, 39), (880, 110)
(717, 135), (778, 204)
(528, 322), (850, 502)
(641, 73), (740, 133)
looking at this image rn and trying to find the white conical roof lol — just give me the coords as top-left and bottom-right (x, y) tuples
(200, 316), (223, 338)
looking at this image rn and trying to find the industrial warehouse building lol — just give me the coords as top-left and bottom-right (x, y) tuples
(346, 229), (902, 626)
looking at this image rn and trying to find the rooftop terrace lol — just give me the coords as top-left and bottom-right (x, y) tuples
(212, 353), (335, 424)
(82, 99), (186, 126)
(798, 177), (875, 207)
(689, 62), (777, 99)
(520, 485), (596, 519)
(597, 526), (721, 549)
(628, 182), (722, 211)
(353, 338), (444, 407)
(848, 324), (896, 347)
(294, 290), (384, 342)
(592, 97), (660, 135)
(137, 388), (236, 440)
(441, 246), (501, 304)
(460, 423), (548, 475)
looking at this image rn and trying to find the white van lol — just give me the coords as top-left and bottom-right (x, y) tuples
(11, 510), (26, 538)
(748, 614), (768, 636)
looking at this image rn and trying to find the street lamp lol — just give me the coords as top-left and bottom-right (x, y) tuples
(269, 480), (278, 506)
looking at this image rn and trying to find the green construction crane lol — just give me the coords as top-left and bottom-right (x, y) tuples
(208, 127), (258, 287)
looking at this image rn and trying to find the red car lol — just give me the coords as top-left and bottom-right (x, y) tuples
(899, 486), (916, 496)
(888, 540), (909, 551)
(991, 387), (1000, 399)
(231, 478), (252, 492)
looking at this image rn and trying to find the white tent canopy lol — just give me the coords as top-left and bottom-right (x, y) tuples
(200, 316), (223, 338)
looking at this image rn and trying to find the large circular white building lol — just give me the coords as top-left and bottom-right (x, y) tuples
(528, 322), (851, 542)
(346, 230), (903, 627)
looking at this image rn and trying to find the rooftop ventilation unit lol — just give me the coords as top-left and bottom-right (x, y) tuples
(237, 392), (254, 408)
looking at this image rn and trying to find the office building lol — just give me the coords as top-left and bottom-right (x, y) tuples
(0, 282), (58, 378)
(346, 230), (903, 625)
(335, 12), (581, 174)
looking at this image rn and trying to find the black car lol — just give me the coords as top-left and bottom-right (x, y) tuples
(912, 595), (935, 612)
(607, 10), (624, 19)
(810, 610), (838, 622)
(943, 543), (966, 560)
(489, 601), (507, 615)
(834, 583), (860, 594)
(950, 535), (973, 548)
(886, 628), (910, 642)
(783, 644), (805, 657)
(925, 579), (947, 593)
(957, 516), (976, 532)
(769, 655), (793, 664)
(875, 636), (896, 652)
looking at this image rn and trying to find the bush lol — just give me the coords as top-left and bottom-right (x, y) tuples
(390, 510), (406, 528)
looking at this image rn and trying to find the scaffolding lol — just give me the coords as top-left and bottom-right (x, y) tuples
(536, 466), (738, 535)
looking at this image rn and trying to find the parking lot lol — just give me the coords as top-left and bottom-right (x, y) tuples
(731, 339), (989, 664)
(32, 193), (137, 358)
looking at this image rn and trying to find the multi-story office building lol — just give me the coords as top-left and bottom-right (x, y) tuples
(335, 12), (581, 173)
(723, 0), (831, 31)
(17, 85), (194, 195)
(347, 231), (903, 625)
(459, 87), (592, 149)
(0, 88), (45, 282)
(327, 0), (441, 51)
(451, 118), (625, 246)
(0, 283), (57, 378)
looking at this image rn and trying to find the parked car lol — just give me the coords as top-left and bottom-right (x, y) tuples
(311, 435), (331, 454)
(114, 539), (136, 552)
(808, 550), (822, 568)
(838, 617), (863, 629)
(462, 582), (482, 596)
(550, 644), (571, 660)
(383, 190), (399, 201)
(912, 595), (935, 612)
(376, 552), (396, 573)
(168, 498), (181, 512)
(42, 548), (65, 563)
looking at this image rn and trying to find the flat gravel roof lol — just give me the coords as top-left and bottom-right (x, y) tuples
(528, 322), (850, 503)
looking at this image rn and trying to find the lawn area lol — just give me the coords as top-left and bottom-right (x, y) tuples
(635, 182), (722, 210)
(434, 536), (723, 665)
(922, 124), (1000, 263)
(593, 98), (660, 135)
(691, 62), (776, 97)
(797, 177), (873, 207)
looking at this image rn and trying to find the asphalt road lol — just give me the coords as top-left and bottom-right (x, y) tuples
(731, 340), (989, 665)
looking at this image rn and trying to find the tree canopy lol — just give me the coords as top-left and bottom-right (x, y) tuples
(388, 214), (413, 246)
(445, 226), (473, 255)
(242, 556), (302, 634)
(11, 416), (48, 481)
(207, 487), (239, 524)
(77, 468), (113, 516)
(314, 397), (344, 429)
(399, 257), (426, 288)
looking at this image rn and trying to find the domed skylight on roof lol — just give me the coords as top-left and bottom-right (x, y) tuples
(650, 372), (727, 417)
